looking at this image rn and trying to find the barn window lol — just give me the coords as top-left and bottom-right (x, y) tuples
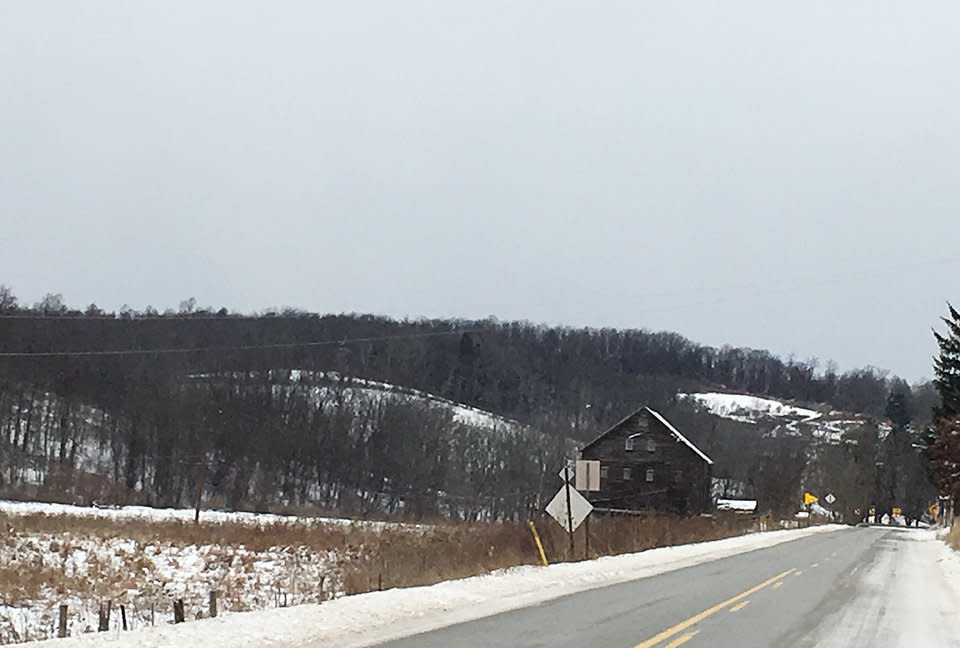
(600, 465), (609, 479)
(647, 438), (656, 452)
(623, 467), (632, 480)
(646, 468), (654, 482)
(625, 436), (635, 451)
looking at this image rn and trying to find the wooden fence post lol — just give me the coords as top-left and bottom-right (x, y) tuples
(209, 591), (217, 618)
(173, 599), (185, 624)
(58, 605), (67, 638)
(98, 602), (111, 632)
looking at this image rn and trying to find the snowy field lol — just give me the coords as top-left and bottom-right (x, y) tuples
(0, 499), (401, 530)
(24, 523), (847, 648)
(679, 392), (821, 423)
(0, 500), (417, 644)
(677, 391), (882, 444)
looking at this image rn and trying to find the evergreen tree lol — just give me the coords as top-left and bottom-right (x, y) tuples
(929, 304), (960, 518)
(933, 303), (960, 423)
(929, 416), (960, 514)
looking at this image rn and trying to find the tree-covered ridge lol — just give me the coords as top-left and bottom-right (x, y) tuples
(0, 288), (918, 433)
(0, 287), (937, 519)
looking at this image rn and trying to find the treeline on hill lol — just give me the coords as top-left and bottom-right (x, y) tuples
(0, 287), (939, 519)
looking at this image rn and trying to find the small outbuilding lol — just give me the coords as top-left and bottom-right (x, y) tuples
(580, 407), (713, 514)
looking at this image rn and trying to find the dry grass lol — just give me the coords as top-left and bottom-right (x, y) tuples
(0, 508), (760, 608)
(338, 513), (756, 594)
(945, 524), (960, 550)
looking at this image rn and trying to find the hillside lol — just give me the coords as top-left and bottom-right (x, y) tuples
(0, 298), (938, 520)
(0, 369), (570, 521)
(668, 391), (932, 520)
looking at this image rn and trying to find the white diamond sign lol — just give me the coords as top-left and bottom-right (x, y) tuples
(825, 493), (836, 504)
(545, 486), (593, 533)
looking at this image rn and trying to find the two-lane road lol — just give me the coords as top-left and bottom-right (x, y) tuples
(374, 528), (960, 647)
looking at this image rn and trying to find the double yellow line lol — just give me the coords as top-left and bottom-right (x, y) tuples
(634, 568), (796, 648)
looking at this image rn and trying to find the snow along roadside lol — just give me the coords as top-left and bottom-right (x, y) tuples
(32, 524), (847, 648)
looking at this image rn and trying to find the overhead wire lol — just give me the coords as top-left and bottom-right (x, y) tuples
(0, 327), (489, 359)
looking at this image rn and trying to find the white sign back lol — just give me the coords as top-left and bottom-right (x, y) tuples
(545, 486), (593, 533)
(575, 460), (601, 492)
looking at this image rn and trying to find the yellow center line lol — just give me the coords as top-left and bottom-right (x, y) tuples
(794, 570), (803, 576)
(729, 600), (750, 612)
(634, 568), (795, 648)
(772, 581), (784, 589)
(663, 631), (699, 648)
(810, 562), (819, 568)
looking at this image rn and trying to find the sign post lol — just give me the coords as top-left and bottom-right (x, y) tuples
(547, 460), (598, 559)
(564, 464), (574, 556)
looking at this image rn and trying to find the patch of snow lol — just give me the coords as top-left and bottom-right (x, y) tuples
(0, 499), (408, 530)
(715, 499), (757, 512)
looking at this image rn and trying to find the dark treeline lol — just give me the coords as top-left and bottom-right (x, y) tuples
(0, 288), (936, 518)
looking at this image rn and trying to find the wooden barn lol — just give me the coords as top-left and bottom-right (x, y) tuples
(580, 407), (713, 514)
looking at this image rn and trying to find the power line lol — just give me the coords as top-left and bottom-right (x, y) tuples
(0, 312), (328, 321)
(0, 328), (486, 359)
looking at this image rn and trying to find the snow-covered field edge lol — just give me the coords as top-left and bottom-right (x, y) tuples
(31, 524), (847, 648)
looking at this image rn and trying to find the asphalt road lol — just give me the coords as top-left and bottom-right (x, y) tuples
(374, 527), (960, 648)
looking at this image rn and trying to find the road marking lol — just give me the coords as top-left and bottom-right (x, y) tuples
(811, 562), (819, 568)
(729, 600), (750, 612)
(634, 568), (795, 648)
(795, 570), (803, 576)
(772, 581), (784, 589)
(663, 631), (698, 648)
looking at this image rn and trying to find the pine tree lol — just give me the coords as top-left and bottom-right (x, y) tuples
(929, 416), (960, 514)
(929, 304), (960, 519)
(933, 303), (960, 423)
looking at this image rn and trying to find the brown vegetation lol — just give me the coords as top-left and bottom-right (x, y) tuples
(1, 509), (758, 602)
(944, 524), (960, 551)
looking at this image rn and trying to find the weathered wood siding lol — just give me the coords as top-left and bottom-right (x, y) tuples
(580, 409), (711, 514)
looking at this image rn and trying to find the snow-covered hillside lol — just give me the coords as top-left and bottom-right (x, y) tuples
(287, 370), (521, 430)
(189, 370), (523, 433)
(679, 392), (821, 423)
(678, 391), (877, 443)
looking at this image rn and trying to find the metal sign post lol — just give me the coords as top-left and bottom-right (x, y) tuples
(584, 462), (591, 559)
(564, 464), (574, 556)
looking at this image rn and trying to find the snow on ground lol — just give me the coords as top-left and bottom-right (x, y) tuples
(805, 528), (960, 646)
(0, 499), (399, 530)
(28, 525), (846, 648)
(0, 500), (421, 644)
(273, 370), (522, 431)
(679, 392), (821, 423)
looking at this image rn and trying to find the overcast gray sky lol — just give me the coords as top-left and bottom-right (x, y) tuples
(2, 2), (958, 382)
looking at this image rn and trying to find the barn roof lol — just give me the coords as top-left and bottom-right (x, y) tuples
(581, 406), (714, 465)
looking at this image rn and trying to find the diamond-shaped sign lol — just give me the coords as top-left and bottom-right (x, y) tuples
(545, 486), (593, 533)
(558, 460), (576, 482)
(824, 493), (836, 504)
